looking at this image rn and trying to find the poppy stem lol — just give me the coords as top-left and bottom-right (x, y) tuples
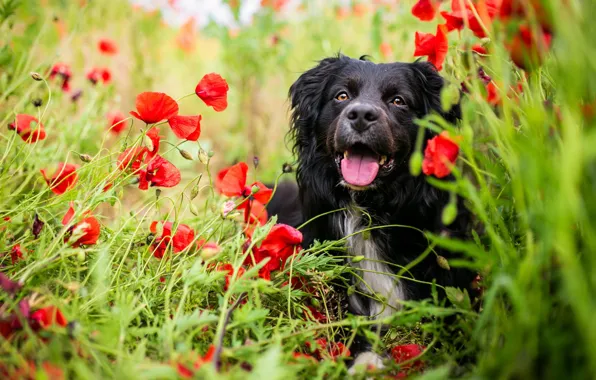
(213, 292), (247, 371)
(175, 92), (195, 102)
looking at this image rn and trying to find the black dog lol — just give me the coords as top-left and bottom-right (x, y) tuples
(270, 55), (477, 369)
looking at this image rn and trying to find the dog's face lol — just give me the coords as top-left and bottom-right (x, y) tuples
(290, 56), (459, 191)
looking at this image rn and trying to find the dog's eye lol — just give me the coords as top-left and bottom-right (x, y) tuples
(391, 96), (406, 106)
(335, 92), (349, 102)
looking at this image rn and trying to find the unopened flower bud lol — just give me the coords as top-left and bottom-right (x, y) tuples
(351, 255), (365, 263)
(282, 163), (293, 173)
(190, 185), (200, 200)
(198, 150), (209, 164)
(409, 151), (422, 176)
(79, 153), (92, 163)
(76, 250), (86, 263)
(30, 72), (43, 81)
(200, 242), (220, 260)
(190, 203), (199, 216)
(155, 189), (162, 199)
(179, 149), (193, 161)
(207, 150), (214, 158)
(441, 202), (457, 226)
(437, 255), (451, 270)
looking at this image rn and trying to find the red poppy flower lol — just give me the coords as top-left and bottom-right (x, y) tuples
(392, 344), (425, 377)
(86, 67), (111, 85)
(306, 338), (351, 360)
(8, 114), (46, 143)
(40, 163), (79, 195)
(130, 92), (179, 124)
(215, 162), (272, 226)
(411, 0), (439, 21)
(138, 155), (181, 190)
(486, 81), (500, 105)
(150, 221), (195, 259)
(500, 0), (553, 32)
(472, 44), (488, 55)
(107, 110), (128, 134)
(175, 345), (216, 378)
(117, 127), (161, 171)
(29, 306), (67, 330)
(292, 352), (317, 362)
(217, 263), (246, 290)
(10, 245), (23, 264)
(422, 131), (460, 178)
(62, 202), (101, 247)
(168, 115), (202, 141)
(413, 24), (449, 71)
(195, 73), (229, 112)
(98, 38), (118, 55)
(49, 62), (72, 92)
(304, 305), (327, 322)
(441, 0), (499, 37)
(507, 24), (552, 71)
(257, 223), (302, 269)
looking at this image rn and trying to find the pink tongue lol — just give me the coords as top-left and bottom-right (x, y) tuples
(340, 153), (379, 187)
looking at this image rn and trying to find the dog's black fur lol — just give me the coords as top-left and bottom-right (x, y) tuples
(269, 55), (477, 365)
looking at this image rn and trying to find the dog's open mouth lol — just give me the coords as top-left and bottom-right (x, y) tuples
(335, 143), (395, 188)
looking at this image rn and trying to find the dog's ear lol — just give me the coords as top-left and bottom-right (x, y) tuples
(411, 61), (461, 124)
(288, 56), (345, 156)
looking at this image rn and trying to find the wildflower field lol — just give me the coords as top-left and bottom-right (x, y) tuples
(1, 0), (596, 378)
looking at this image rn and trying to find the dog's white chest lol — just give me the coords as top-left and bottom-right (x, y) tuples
(340, 209), (406, 318)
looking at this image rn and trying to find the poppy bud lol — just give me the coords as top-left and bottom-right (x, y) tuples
(442, 202), (457, 226)
(253, 156), (259, 168)
(30, 72), (43, 81)
(436, 255), (450, 270)
(409, 151), (423, 176)
(155, 189), (161, 199)
(282, 163), (293, 173)
(79, 153), (92, 163)
(179, 149), (193, 161)
(190, 203), (199, 216)
(198, 150), (209, 164)
(32, 98), (43, 107)
(200, 243), (220, 260)
(351, 255), (365, 263)
(32, 214), (44, 239)
(143, 133), (154, 152)
(207, 150), (214, 158)
(347, 285), (356, 296)
(251, 185), (260, 194)
(76, 250), (85, 263)
(190, 185), (200, 200)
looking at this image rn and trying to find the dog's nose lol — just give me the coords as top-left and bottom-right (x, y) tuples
(346, 104), (379, 132)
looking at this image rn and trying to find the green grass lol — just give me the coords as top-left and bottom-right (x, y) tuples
(1, 0), (596, 379)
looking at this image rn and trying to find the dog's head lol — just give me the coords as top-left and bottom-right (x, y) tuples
(289, 55), (460, 192)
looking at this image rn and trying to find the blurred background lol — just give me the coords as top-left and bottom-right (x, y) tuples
(5, 0), (427, 181)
